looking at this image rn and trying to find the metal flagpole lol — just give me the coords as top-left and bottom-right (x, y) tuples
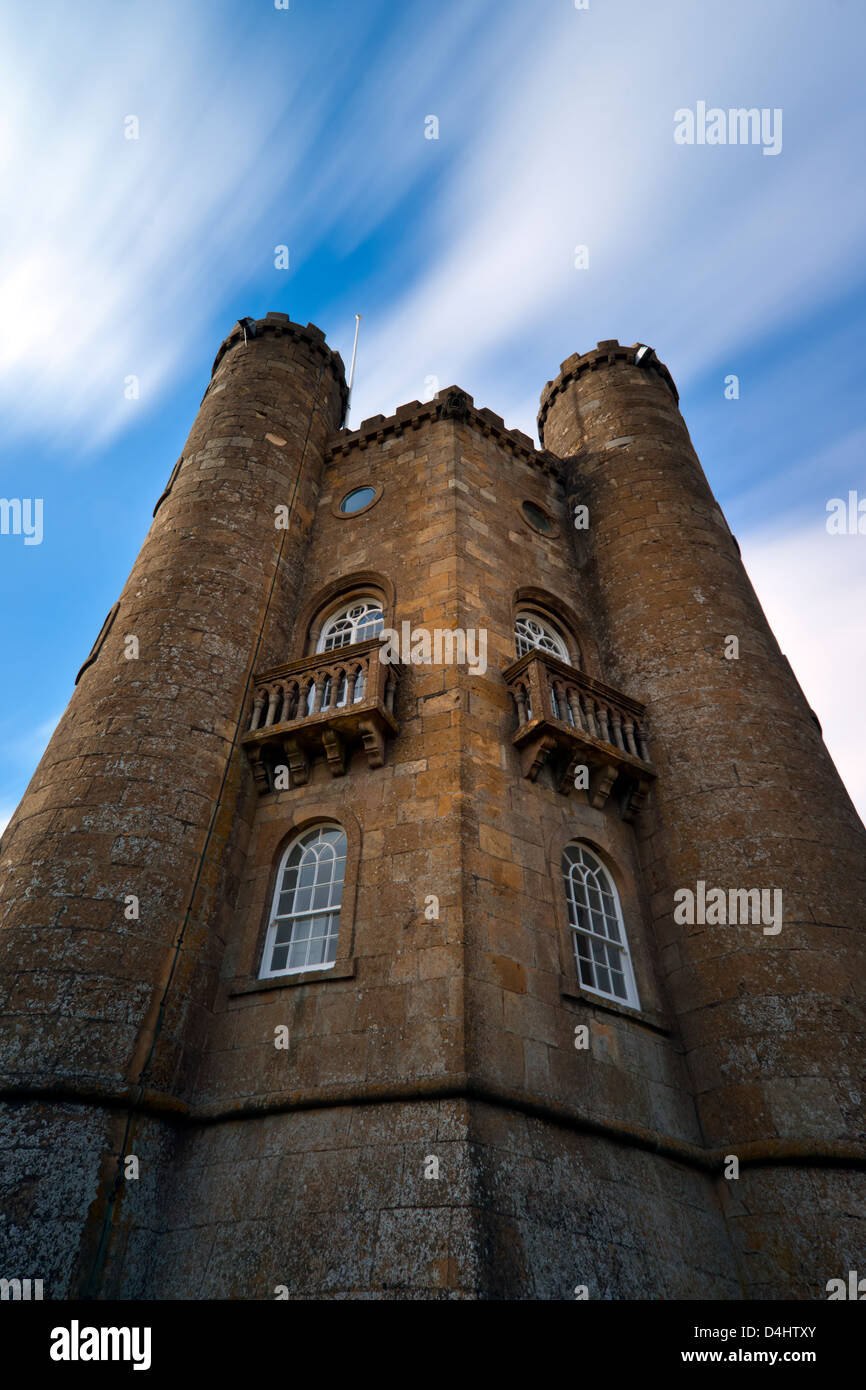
(346, 313), (361, 425)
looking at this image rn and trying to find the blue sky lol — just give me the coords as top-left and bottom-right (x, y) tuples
(2, 0), (865, 829)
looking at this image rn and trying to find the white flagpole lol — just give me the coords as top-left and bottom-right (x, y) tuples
(346, 314), (361, 425)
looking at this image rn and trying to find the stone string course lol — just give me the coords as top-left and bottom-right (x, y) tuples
(0, 320), (863, 1301)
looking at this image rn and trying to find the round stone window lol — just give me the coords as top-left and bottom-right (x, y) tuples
(340, 486), (377, 515)
(521, 500), (556, 536)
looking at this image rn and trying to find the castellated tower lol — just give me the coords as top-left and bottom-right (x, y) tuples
(1, 316), (863, 1300)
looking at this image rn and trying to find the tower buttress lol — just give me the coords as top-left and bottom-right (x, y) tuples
(0, 313), (346, 1296)
(538, 340), (866, 1160)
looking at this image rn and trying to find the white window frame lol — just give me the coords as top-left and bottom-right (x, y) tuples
(514, 609), (571, 664)
(259, 825), (347, 980)
(316, 597), (384, 653)
(562, 843), (640, 1008)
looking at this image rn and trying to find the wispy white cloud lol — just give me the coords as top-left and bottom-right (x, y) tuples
(347, 0), (866, 433)
(1, 0), (864, 831)
(728, 423), (866, 531)
(0, 0), (526, 448)
(3, 0), (864, 446)
(292, 0), (509, 253)
(0, 4), (310, 450)
(740, 521), (866, 824)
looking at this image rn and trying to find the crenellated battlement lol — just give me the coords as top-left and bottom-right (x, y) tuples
(210, 311), (349, 423)
(3, 307), (864, 1305)
(329, 385), (563, 477)
(537, 339), (679, 446)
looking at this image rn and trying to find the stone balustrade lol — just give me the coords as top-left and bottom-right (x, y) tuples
(241, 637), (400, 792)
(503, 650), (655, 821)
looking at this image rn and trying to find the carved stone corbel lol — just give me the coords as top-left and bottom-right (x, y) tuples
(520, 733), (556, 782)
(622, 777), (651, 823)
(322, 727), (346, 777)
(556, 750), (584, 796)
(282, 737), (310, 787)
(589, 762), (618, 809)
(359, 718), (386, 769)
(247, 747), (270, 795)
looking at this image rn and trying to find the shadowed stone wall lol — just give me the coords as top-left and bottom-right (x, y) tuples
(1, 325), (863, 1300)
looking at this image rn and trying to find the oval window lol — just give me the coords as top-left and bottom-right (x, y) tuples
(340, 486), (376, 515)
(522, 501), (555, 535)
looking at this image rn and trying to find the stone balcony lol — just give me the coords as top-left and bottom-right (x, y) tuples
(242, 637), (400, 793)
(503, 651), (656, 821)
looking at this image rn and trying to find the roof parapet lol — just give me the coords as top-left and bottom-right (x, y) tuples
(537, 340), (679, 447)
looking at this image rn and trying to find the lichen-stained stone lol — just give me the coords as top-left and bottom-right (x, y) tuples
(1, 326), (864, 1299)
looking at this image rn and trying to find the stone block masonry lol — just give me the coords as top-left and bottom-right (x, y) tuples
(1, 323), (863, 1300)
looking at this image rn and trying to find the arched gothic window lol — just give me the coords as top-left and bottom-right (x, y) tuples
(260, 825), (347, 978)
(317, 599), (384, 652)
(562, 843), (639, 1007)
(309, 598), (385, 711)
(514, 610), (571, 664)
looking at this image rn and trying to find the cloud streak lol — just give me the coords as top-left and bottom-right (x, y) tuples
(0, 0), (864, 827)
(740, 520), (866, 821)
(346, 0), (866, 434)
(0, 3), (312, 450)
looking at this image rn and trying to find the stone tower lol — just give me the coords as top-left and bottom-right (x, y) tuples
(1, 316), (863, 1300)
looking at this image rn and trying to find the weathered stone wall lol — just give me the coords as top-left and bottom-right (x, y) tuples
(150, 388), (731, 1299)
(96, 1100), (742, 1300)
(0, 1100), (114, 1297)
(468, 1102), (741, 1300)
(201, 390), (679, 1127)
(722, 1165), (866, 1300)
(0, 314), (346, 1295)
(2, 324), (863, 1300)
(101, 1101), (480, 1299)
(539, 341), (866, 1294)
(199, 398), (467, 1115)
(440, 408), (700, 1144)
(539, 341), (866, 1142)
